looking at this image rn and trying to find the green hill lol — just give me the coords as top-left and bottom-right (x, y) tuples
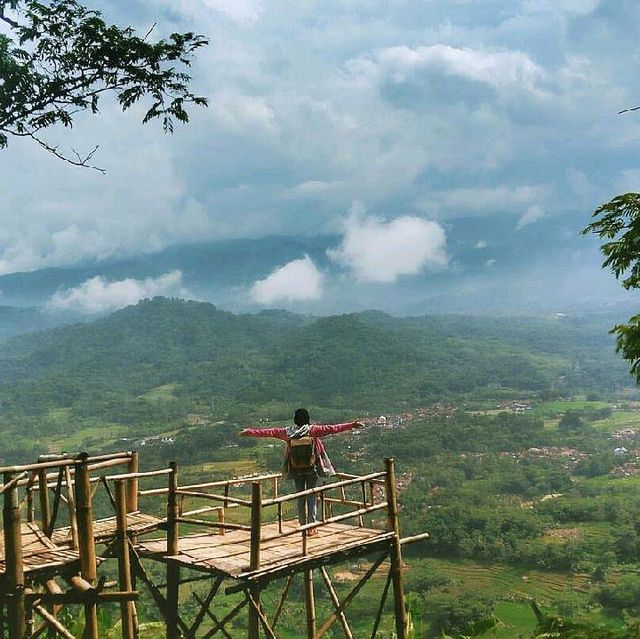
(0, 298), (630, 442)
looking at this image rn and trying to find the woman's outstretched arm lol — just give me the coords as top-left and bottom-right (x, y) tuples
(240, 427), (288, 441)
(310, 421), (365, 438)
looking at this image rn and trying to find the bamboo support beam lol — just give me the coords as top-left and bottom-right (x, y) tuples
(260, 502), (387, 545)
(0, 472), (28, 494)
(201, 596), (248, 639)
(126, 451), (139, 513)
(166, 461), (180, 639)
(305, 569), (316, 638)
(272, 574), (293, 629)
(32, 604), (75, 639)
(38, 469), (50, 534)
(262, 472), (386, 507)
(188, 575), (223, 637)
(248, 481), (262, 639)
(312, 555), (387, 639)
(64, 466), (79, 550)
(3, 471), (25, 639)
(138, 472), (282, 496)
(174, 490), (252, 506)
(175, 517), (250, 531)
(192, 591), (234, 639)
(115, 480), (135, 639)
(370, 569), (393, 639)
(74, 455), (99, 639)
(247, 591), (277, 639)
(320, 567), (353, 639)
(385, 457), (407, 639)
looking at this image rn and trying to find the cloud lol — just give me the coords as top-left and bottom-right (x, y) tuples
(210, 92), (276, 135)
(0, 0), (637, 281)
(371, 44), (546, 93)
(328, 206), (447, 283)
(143, 0), (263, 25)
(46, 271), (188, 314)
(517, 204), (546, 229)
(251, 256), (324, 304)
(420, 184), (551, 216)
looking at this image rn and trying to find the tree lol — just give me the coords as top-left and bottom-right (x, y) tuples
(558, 411), (583, 431)
(583, 193), (640, 381)
(0, 0), (208, 171)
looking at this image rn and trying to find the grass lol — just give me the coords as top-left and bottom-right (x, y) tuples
(139, 383), (180, 401)
(489, 601), (537, 638)
(590, 410), (640, 432)
(41, 423), (128, 452)
(533, 400), (612, 417)
(411, 558), (591, 603)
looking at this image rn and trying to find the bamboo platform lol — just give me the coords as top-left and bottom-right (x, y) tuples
(0, 523), (79, 576)
(52, 511), (163, 547)
(137, 520), (395, 580)
(0, 452), (427, 638)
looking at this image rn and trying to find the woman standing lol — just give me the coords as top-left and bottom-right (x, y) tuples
(240, 408), (364, 531)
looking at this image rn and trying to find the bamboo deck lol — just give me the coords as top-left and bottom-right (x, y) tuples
(0, 523), (79, 576)
(136, 520), (395, 580)
(51, 511), (163, 547)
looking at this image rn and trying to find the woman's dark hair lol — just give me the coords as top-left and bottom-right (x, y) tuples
(294, 408), (310, 426)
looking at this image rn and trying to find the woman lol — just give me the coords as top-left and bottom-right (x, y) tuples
(240, 408), (364, 531)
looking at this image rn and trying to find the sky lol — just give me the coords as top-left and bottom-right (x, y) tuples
(2, 0), (640, 313)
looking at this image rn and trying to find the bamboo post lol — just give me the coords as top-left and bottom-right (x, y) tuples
(75, 455), (99, 639)
(38, 468), (50, 534)
(166, 461), (180, 639)
(64, 466), (79, 550)
(249, 482), (262, 571)
(26, 473), (36, 524)
(248, 481), (262, 639)
(3, 472), (25, 639)
(45, 579), (63, 639)
(115, 480), (135, 639)
(384, 458), (407, 639)
(126, 452), (139, 513)
(304, 570), (316, 639)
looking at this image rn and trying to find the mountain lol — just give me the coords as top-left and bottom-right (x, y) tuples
(0, 210), (633, 316)
(0, 305), (74, 342)
(0, 297), (630, 419)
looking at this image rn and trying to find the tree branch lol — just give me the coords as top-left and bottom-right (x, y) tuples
(16, 131), (105, 173)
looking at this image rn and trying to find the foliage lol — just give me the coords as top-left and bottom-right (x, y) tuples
(420, 591), (496, 637)
(583, 193), (640, 382)
(0, 0), (207, 168)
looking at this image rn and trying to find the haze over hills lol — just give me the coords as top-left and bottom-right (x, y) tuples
(0, 210), (634, 329)
(0, 297), (631, 416)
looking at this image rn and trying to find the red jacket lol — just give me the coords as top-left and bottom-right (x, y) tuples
(241, 422), (359, 477)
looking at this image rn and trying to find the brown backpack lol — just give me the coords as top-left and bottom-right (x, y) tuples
(289, 436), (316, 471)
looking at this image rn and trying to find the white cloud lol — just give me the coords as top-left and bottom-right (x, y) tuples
(328, 206), (447, 283)
(210, 92), (276, 135)
(143, 0), (263, 25)
(517, 205), (546, 229)
(251, 256), (324, 304)
(46, 271), (188, 314)
(366, 44), (546, 93)
(420, 184), (550, 216)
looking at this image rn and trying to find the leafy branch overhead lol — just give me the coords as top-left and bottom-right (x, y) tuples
(0, 0), (208, 170)
(582, 193), (640, 380)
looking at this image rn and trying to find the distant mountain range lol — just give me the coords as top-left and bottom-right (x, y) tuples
(0, 211), (634, 329)
(0, 297), (631, 412)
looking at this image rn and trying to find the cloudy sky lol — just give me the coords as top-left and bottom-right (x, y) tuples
(2, 0), (640, 312)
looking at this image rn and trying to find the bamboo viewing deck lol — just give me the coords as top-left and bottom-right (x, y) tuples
(137, 520), (396, 580)
(0, 451), (427, 638)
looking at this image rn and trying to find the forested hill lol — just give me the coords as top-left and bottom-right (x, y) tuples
(0, 298), (630, 420)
